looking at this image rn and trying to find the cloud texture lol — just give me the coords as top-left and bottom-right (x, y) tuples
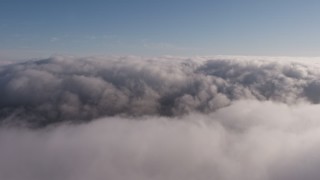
(0, 56), (320, 126)
(1, 101), (320, 180)
(1, 56), (320, 180)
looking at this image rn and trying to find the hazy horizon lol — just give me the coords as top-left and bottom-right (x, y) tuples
(2, 0), (320, 59)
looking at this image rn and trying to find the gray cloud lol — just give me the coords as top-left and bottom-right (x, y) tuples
(1, 56), (320, 179)
(0, 56), (320, 126)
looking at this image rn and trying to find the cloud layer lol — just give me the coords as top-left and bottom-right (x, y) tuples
(0, 56), (320, 126)
(1, 101), (320, 180)
(1, 56), (320, 180)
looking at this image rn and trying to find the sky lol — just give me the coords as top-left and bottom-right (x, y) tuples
(1, 0), (320, 59)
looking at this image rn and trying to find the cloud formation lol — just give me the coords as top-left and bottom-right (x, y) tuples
(0, 56), (320, 126)
(1, 101), (320, 180)
(1, 56), (320, 179)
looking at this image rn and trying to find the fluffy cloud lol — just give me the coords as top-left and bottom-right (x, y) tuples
(0, 56), (320, 126)
(1, 101), (320, 180)
(1, 56), (320, 180)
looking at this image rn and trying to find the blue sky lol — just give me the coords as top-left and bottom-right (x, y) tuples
(1, 0), (320, 59)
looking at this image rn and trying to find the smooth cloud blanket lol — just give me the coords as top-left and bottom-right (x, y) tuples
(0, 56), (320, 180)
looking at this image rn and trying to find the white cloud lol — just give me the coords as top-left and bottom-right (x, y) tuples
(1, 100), (320, 180)
(1, 56), (320, 179)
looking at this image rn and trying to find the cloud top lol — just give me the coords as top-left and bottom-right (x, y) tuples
(1, 56), (320, 179)
(1, 101), (320, 180)
(0, 56), (320, 126)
